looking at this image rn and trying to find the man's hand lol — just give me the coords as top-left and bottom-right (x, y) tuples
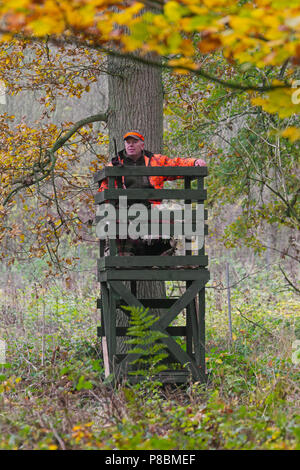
(194, 158), (206, 166)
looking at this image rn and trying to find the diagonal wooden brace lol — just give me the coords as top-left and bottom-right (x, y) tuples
(110, 277), (209, 380)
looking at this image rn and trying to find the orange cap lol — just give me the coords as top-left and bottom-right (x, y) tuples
(123, 131), (144, 141)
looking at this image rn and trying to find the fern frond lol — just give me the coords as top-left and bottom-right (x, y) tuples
(124, 305), (169, 379)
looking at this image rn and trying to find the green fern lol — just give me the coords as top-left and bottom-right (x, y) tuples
(123, 305), (169, 378)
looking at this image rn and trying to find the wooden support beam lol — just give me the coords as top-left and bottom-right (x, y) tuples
(97, 297), (179, 310)
(95, 188), (207, 204)
(109, 279), (208, 381)
(102, 337), (110, 378)
(159, 334), (203, 382)
(198, 287), (206, 377)
(108, 288), (117, 360)
(95, 208), (208, 223)
(189, 298), (200, 366)
(98, 255), (208, 269)
(94, 166), (208, 182)
(98, 268), (210, 282)
(156, 278), (208, 331)
(100, 283), (110, 342)
(97, 325), (187, 337)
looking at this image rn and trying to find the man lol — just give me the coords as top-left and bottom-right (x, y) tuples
(98, 130), (206, 256)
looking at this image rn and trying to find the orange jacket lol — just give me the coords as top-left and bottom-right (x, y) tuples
(98, 150), (204, 193)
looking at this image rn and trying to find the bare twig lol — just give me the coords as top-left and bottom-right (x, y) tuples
(279, 265), (300, 294)
(39, 414), (66, 450)
(237, 308), (275, 337)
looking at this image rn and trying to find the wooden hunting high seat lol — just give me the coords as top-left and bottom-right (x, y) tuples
(94, 165), (210, 384)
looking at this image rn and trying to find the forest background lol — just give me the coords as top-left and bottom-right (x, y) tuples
(0, 0), (299, 450)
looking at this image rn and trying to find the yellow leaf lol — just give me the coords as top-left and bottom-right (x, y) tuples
(252, 85), (300, 118)
(168, 56), (198, 72)
(28, 17), (65, 36)
(164, 1), (186, 22)
(280, 126), (300, 142)
(4, 0), (31, 9)
(112, 3), (144, 26)
(229, 16), (260, 34)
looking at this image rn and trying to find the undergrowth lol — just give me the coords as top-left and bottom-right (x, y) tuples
(0, 265), (299, 450)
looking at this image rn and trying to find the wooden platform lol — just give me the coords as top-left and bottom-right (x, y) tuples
(94, 165), (209, 384)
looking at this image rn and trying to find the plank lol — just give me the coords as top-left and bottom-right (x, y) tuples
(198, 287), (206, 376)
(98, 268), (210, 282)
(98, 255), (208, 269)
(100, 283), (111, 360)
(159, 335), (202, 381)
(95, 208), (208, 222)
(102, 337), (110, 378)
(189, 297), (200, 365)
(97, 298), (178, 310)
(94, 166), (208, 182)
(95, 188), (207, 204)
(97, 326), (187, 337)
(128, 370), (191, 384)
(108, 288), (117, 358)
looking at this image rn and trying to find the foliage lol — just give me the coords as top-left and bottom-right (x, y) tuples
(0, 263), (299, 450)
(0, 1), (298, 278)
(0, 0), (298, 452)
(163, 57), (299, 283)
(0, 37), (109, 267)
(123, 305), (168, 378)
(1, 1), (300, 112)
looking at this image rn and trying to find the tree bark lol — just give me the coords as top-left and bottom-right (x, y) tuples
(107, 54), (163, 154)
(106, 53), (165, 354)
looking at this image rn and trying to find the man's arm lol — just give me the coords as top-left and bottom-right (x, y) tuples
(154, 154), (206, 168)
(151, 154), (206, 183)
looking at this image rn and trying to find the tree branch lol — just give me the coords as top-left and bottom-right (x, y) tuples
(279, 265), (300, 294)
(71, 41), (292, 93)
(0, 31), (292, 93)
(3, 112), (108, 206)
(248, 176), (300, 226)
(237, 308), (275, 337)
(140, 0), (164, 11)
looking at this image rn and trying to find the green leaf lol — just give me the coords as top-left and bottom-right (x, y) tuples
(76, 375), (93, 391)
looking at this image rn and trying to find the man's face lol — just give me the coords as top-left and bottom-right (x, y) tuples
(124, 137), (144, 160)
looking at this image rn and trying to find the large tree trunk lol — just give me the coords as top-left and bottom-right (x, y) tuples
(106, 54), (165, 354)
(107, 55), (163, 154)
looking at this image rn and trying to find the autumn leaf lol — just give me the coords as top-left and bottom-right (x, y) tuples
(197, 36), (222, 54)
(280, 126), (300, 142)
(252, 82), (300, 118)
(164, 1), (187, 22)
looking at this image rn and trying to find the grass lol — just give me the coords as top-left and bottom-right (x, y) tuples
(0, 263), (299, 450)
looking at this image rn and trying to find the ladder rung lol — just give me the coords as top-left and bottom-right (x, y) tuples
(97, 326), (187, 337)
(97, 298), (179, 310)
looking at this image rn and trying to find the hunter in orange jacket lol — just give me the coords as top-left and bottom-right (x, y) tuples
(98, 130), (206, 195)
(98, 130), (206, 256)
